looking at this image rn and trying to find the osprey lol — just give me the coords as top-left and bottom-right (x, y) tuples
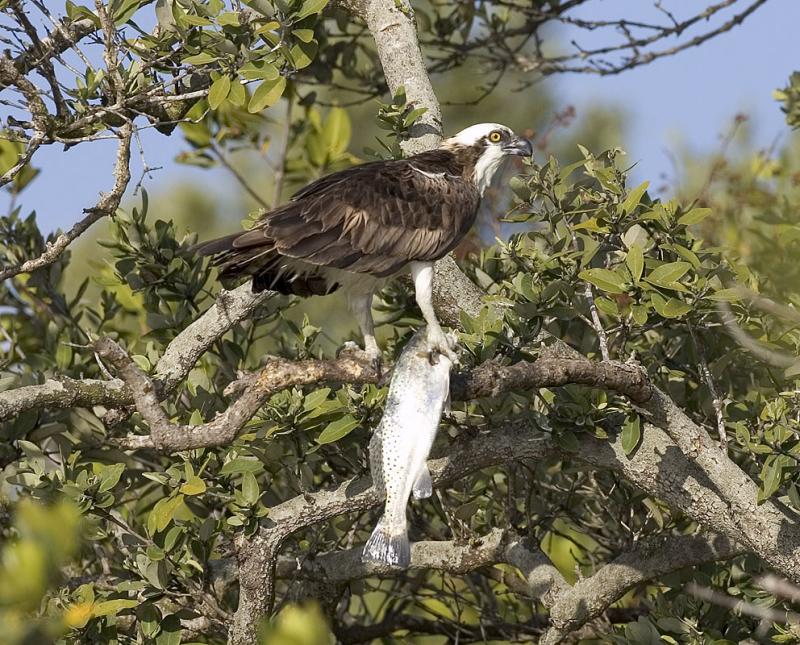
(195, 123), (532, 362)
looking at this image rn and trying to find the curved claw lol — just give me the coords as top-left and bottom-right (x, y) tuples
(426, 327), (458, 365)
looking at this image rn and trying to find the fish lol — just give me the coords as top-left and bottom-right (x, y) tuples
(362, 326), (456, 568)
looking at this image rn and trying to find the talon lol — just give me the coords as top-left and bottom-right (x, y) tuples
(425, 327), (459, 365)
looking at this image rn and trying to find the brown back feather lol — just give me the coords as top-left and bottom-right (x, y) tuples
(195, 147), (481, 292)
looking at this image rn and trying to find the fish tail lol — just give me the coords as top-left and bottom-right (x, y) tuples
(361, 517), (410, 568)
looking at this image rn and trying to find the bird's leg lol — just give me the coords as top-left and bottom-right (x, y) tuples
(345, 290), (382, 373)
(410, 261), (458, 363)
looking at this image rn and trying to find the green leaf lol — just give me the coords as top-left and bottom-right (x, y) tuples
(149, 495), (185, 534)
(182, 13), (212, 25)
(651, 294), (692, 318)
(509, 176), (531, 201)
(112, 0), (144, 25)
(621, 180), (649, 214)
(180, 476), (206, 496)
(317, 415), (359, 444)
(93, 599), (139, 618)
(132, 354), (150, 371)
(238, 60), (279, 81)
(631, 304), (648, 326)
(323, 107), (351, 156)
(403, 107), (428, 127)
(156, 614), (182, 645)
(289, 40), (318, 69)
(241, 472), (260, 505)
(625, 244), (644, 283)
(621, 415), (641, 456)
(228, 78), (246, 106)
(296, 0), (328, 19)
(579, 268), (626, 294)
(671, 244), (701, 269)
(293, 28), (315, 42)
(220, 457), (264, 475)
(708, 288), (743, 302)
(208, 75), (231, 110)
(678, 207), (712, 226)
(303, 387), (331, 411)
(56, 343), (73, 370)
(97, 463), (125, 492)
(572, 217), (609, 233)
(595, 296), (618, 317)
(247, 77), (286, 113)
(644, 261), (691, 289)
(182, 52), (217, 65)
(217, 11), (241, 26)
(760, 455), (792, 500)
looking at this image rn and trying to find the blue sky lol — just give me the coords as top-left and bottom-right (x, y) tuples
(5, 0), (799, 233)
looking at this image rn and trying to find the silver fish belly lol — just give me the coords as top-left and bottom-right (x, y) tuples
(362, 327), (454, 568)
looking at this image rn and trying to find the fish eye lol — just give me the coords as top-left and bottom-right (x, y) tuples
(488, 130), (502, 143)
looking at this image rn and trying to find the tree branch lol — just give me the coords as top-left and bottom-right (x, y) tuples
(0, 121), (133, 281)
(640, 387), (800, 584)
(541, 532), (743, 644)
(1, 1), (156, 82)
(229, 418), (751, 642)
(342, 0), (442, 153)
(98, 339), (653, 452)
(95, 338), (381, 451)
(0, 282), (271, 422)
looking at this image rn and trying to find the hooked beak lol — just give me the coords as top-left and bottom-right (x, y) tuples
(504, 136), (533, 157)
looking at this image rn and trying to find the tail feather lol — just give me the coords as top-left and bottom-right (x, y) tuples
(362, 518), (410, 568)
(191, 231), (338, 297)
(192, 232), (243, 256)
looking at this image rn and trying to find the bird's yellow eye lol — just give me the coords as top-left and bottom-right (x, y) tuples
(488, 130), (502, 143)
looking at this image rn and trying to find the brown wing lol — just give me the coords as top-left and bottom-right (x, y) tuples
(233, 152), (480, 278)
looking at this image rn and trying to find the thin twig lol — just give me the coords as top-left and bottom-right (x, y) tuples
(687, 582), (800, 624)
(0, 123), (132, 282)
(583, 282), (610, 361)
(209, 143), (270, 209)
(689, 323), (727, 448)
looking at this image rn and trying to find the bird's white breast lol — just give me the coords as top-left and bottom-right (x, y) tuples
(473, 145), (507, 195)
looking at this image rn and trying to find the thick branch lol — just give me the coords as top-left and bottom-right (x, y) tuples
(0, 282), (271, 422)
(541, 532), (743, 644)
(0, 376), (127, 421)
(153, 282), (272, 392)
(0, 55), (51, 132)
(101, 346), (652, 451)
(641, 388), (800, 583)
(343, 0), (442, 153)
(452, 357), (652, 403)
(95, 339), (381, 451)
(232, 420), (753, 643)
(272, 528), (741, 643)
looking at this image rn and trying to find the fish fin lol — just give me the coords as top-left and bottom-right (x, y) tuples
(412, 464), (432, 499)
(361, 518), (410, 568)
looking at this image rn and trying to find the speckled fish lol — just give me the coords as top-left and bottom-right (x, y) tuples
(362, 326), (455, 568)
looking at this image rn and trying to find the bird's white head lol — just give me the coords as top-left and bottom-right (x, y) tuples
(442, 123), (533, 195)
